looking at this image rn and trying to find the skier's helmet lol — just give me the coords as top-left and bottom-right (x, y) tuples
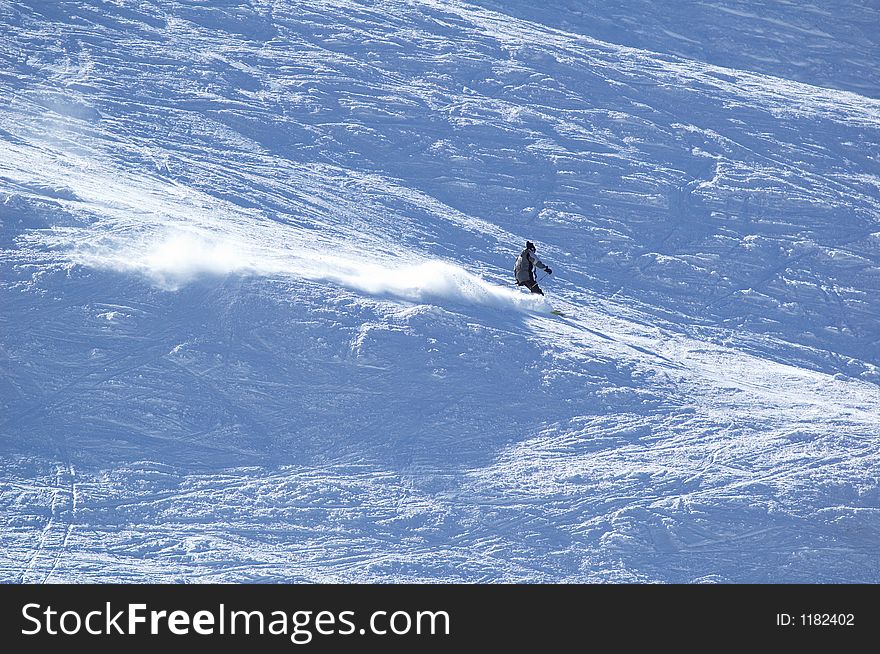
(526, 241), (536, 251)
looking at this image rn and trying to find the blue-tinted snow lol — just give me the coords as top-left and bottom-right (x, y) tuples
(1, 1), (879, 582)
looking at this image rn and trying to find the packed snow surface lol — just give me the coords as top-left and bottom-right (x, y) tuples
(2, 0), (879, 582)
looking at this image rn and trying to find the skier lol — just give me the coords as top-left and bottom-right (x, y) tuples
(514, 241), (552, 295)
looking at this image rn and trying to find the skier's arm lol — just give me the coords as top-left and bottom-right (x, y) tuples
(532, 253), (550, 272)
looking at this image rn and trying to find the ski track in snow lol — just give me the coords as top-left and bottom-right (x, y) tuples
(1, 0), (879, 582)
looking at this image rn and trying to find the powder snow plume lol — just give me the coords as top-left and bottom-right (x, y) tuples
(60, 227), (550, 312)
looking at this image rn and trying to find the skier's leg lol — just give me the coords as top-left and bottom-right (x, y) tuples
(526, 281), (544, 295)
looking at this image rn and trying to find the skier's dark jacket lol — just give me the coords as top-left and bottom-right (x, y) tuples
(515, 247), (549, 284)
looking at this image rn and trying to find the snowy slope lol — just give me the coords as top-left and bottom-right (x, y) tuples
(471, 0), (880, 99)
(1, 0), (879, 583)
